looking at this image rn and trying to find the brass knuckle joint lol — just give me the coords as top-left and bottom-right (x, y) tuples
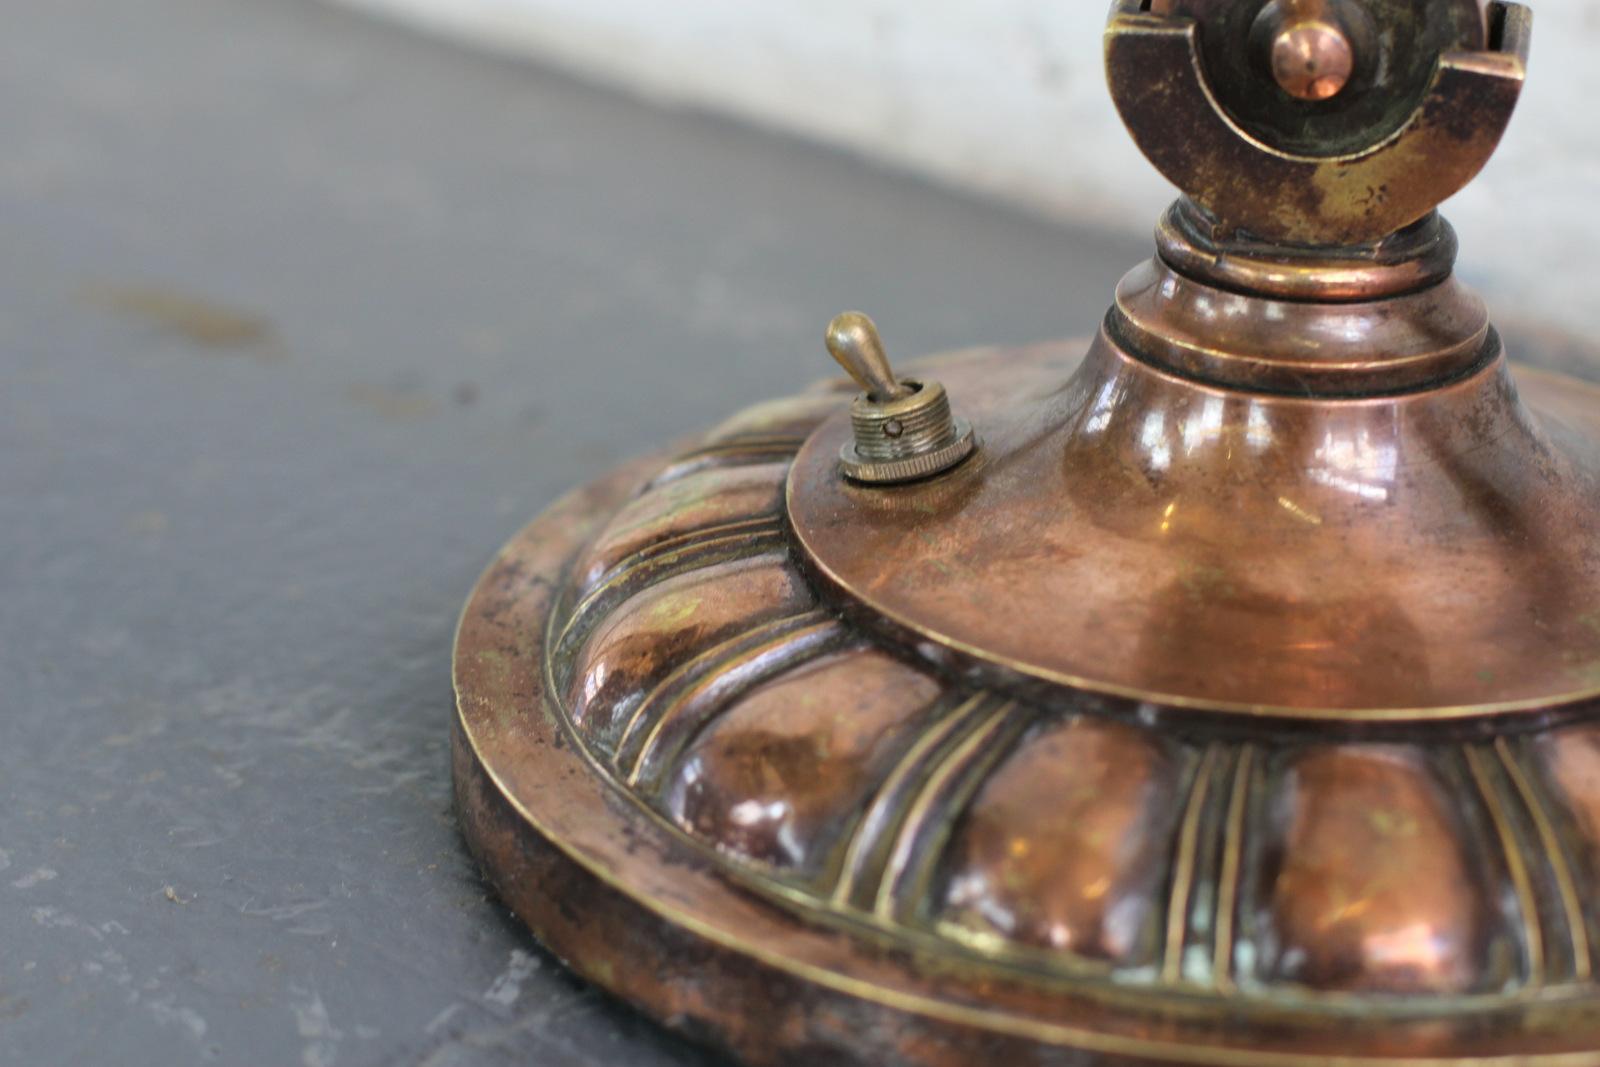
(1107, 0), (1532, 246)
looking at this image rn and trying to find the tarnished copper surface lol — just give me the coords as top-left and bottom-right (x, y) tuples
(566, 555), (815, 752)
(1535, 725), (1600, 909)
(1109, 0), (1526, 245)
(936, 719), (1180, 965)
(1113, 256), (1488, 393)
(1148, 0), (1486, 154)
(454, 417), (1600, 1064)
(667, 648), (940, 876)
(1153, 201), (1459, 303)
(450, 2), (1600, 1061)
(789, 338), (1600, 720)
(572, 461), (789, 595)
(1255, 747), (1498, 993)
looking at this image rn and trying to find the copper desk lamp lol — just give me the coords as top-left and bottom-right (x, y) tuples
(453, 1), (1600, 1062)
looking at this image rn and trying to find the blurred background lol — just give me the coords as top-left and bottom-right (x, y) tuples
(336, 0), (1600, 340)
(2, 2), (1596, 1066)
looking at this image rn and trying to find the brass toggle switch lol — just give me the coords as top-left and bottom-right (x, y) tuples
(824, 311), (976, 485)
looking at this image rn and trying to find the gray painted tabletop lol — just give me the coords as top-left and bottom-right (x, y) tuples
(0, 2), (1145, 1064)
(4, 2), (1591, 1065)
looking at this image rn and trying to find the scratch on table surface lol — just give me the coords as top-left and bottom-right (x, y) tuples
(290, 985), (344, 1067)
(423, 1003), (462, 1035)
(482, 948), (540, 1010)
(12, 867), (58, 889)
(30, 905), (212, 1052)
(240, 896), (333, 939)
(413, 980), (604, 1067)
(195, 679), (436, 800)
(147, 997), (208, 1043)
(240, 898), (330, 922)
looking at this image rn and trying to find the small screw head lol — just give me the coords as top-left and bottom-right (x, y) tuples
(883, 419), (905, 439)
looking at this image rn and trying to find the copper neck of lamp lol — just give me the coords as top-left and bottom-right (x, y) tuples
(789, 0), (1577, 725)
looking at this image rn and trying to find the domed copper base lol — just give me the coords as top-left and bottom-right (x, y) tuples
(792, 332), (1600, 721)
(454, 341), (1600, 1066)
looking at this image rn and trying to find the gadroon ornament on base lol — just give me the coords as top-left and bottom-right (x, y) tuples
(454, 2), (1600, 1062)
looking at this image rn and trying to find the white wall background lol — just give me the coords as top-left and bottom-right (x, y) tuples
(333, 0), (1600, 341)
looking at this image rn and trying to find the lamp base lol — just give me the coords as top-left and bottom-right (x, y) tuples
(455, 340), (1600, 1066)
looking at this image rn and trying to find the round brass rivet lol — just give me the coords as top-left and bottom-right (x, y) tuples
(1271, 17), (1354, 101)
